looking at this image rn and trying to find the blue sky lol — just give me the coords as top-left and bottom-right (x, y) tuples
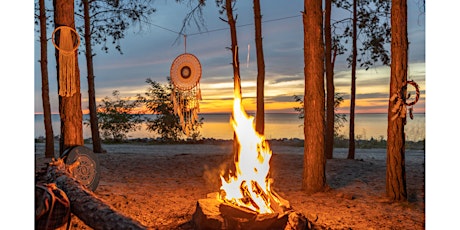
(31, 0), (425, 114)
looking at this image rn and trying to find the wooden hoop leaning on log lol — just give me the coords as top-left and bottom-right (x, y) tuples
(61, 145), (100, 191)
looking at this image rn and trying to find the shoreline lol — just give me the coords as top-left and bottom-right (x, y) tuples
(34, 113), (426, 142)
(34, 137), (426, 151)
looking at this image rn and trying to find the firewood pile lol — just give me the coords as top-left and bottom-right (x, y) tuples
(192, 192), (312, 230)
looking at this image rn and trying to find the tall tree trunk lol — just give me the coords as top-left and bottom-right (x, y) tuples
(225, 0), (241, 163)
(253, 0), (265, 135)
(347, 0), (357, 159)
(386, 0), (408, 201)
(324, 0), (334, 159)
(54, 0), (84, 156)
(83, 0), (103, 153)
(39, 0), (55, 158)
(302, 0), (327, 194)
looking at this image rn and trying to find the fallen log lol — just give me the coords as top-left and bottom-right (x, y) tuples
(43, 158), (146, 230)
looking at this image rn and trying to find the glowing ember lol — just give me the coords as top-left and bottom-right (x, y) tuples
(218, 86), (285, 214)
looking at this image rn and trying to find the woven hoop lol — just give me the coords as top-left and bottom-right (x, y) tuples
(403, 80), (420, 106)
(52, 26), (80, 55)
(170, 53), (202, 91)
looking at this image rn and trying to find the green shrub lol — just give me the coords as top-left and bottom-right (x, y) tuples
(91, 90), (144, 142)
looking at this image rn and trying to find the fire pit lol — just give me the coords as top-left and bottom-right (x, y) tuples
(192, 192), (307, 229)
(192, 86), (309, 229)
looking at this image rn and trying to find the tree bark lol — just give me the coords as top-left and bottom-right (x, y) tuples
(225, 0), (241, 163)
(347, 0), (357, 160)
(44, 159), (146, 230)
(54, 0), (84, 155)
(253, 0), (265, 135)
(39, 0), (55, 158)
(324, 0), (334, 159)
(386, 0), (408, 201)
(83, 0), (104, 153)
(302, 0), (327, 194)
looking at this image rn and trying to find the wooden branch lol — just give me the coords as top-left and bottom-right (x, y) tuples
(45, 158), (146, 230)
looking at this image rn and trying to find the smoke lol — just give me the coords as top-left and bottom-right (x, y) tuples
(202, 155), (234, 191)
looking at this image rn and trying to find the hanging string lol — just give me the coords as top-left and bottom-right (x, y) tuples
(52, 26), (80, 97)
(171, 85), (201, 136)
(140, 14), (301, 39)
(246, 44), (250, 68)
(184, 34), (187, 53)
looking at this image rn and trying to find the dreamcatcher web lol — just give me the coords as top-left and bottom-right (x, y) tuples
(170, 52), (202, 136)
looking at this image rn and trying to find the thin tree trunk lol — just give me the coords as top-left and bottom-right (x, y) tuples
(226, 0), (241, 90)
(324, 0), (334, 159)
(253, 0), (265, 135)
(347, 0), (357, 159)
(225, 0), (241, 163)
(302, 0), (327, 194)
(386, 0), (408, 201)
(83, 0), (103, 153)
(39, 0), (55, 158)
(54, 0), (84, 156)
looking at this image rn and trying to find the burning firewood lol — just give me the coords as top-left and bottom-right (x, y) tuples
(192, 194), (309, 230)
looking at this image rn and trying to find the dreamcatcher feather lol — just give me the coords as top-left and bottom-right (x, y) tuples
(52, 26), (80, 97)
(170, 53), (202, 136)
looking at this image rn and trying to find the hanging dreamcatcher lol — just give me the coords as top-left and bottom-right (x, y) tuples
(170, 36), (202, 135)
(390, 80), (420, 123)
(52, 26), (81, 97)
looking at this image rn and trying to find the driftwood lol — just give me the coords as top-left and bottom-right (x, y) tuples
(42, 158), (146, 230)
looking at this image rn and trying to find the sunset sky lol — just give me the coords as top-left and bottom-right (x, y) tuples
(32, 0), (426, 115)
(3, 2), (460, 227)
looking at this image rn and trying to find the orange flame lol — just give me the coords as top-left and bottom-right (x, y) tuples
(218, 86), (283, 214)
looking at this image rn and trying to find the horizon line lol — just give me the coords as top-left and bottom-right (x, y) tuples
(35, 112), (426, 115)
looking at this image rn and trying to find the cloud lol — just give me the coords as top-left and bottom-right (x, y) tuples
(34, 1), (425, 115)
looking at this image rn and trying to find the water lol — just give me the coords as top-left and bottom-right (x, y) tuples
(34, 113), (425, 141)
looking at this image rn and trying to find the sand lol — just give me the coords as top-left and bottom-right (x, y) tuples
(35, 141), (425, 229)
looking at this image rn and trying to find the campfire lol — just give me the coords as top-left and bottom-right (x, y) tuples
(192, 83), (308, 229)
(218, 85), (289, 214)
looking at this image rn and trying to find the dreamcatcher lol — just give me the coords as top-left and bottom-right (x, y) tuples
(170, 37), (202, 135)
(390, 80), (420, 123)
(52, 26), (81, 97)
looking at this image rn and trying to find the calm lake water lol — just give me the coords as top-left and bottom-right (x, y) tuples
(34, 113), (425, 142)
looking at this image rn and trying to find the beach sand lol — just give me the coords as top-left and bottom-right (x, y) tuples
(35, 141), (425, 229)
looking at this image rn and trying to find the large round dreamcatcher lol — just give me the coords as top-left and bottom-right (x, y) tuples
(170, 51), (202, 135)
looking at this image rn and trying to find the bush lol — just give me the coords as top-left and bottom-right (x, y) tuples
(91, 90), (144, 142)
(137, 78), (203, 142)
